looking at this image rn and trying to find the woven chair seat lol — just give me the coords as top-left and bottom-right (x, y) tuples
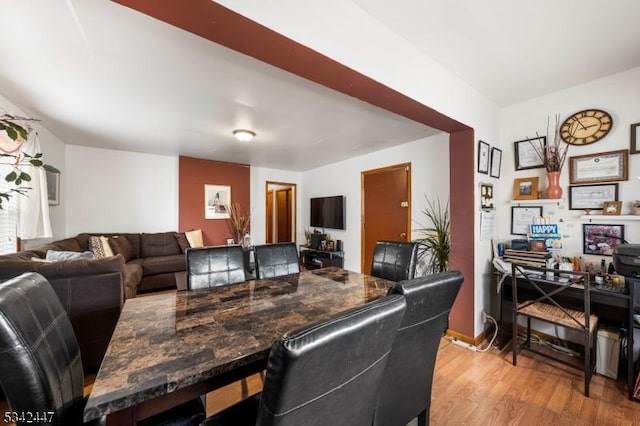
(518, 301), (598, 332)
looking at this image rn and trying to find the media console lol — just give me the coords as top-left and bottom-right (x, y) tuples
(300, 247), (344, 270)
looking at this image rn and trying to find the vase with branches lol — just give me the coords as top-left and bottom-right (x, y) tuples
(529, 114), (568, 198)
(413, 195), (450, 274)
(226, 202), (250, 245)
(0, 113), (59, 209)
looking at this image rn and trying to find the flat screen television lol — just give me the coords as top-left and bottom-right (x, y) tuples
(310, 195), (345, 230)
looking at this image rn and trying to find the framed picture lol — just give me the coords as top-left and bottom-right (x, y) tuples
(569, 149), (629, 184)
(568, 183), (618, 210)
(514, 136), (546, 170)
(204, 184), (231, 219)
(511, 205), (543, 235)
(480, 182), (494, 210)
(46, 170), (60, 206)
(602, 201), (622, 215)
(477, 140), (490, 174)
(512, 176), (539, 200)
(631, 122), (640, 154)
(583, 224), (625, 256)
(490, 147), (502, 178)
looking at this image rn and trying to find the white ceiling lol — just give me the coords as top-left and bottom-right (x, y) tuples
(1, 1), (639, 171)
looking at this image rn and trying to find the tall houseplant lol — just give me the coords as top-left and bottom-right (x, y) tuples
(413, 195), (450, 274)
(0, 113), (59, 209)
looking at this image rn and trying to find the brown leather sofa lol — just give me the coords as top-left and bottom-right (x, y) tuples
(0, 231), (188, 372)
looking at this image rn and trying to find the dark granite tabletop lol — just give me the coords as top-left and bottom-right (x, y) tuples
(83, 267), (394, 422)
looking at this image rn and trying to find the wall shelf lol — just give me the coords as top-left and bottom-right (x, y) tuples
(580, 215), (640, 222)
(509, 198), (564, 206)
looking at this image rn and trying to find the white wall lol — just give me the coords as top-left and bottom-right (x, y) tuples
(302, 133), (450, 272)
(499, 66), (640, 264)
(64, 145), (178, 235)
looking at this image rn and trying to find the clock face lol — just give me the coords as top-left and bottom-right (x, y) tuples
(560, 109), (612, 145)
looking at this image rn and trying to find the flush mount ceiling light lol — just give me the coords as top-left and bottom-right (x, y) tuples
(233, 129), (256, 142)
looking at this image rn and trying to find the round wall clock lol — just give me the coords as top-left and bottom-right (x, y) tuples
(560, 109), (612, 145)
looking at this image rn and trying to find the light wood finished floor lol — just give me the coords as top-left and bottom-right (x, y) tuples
(2, 339), (638, 425)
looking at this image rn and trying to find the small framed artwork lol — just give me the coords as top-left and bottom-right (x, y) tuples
(512, 177), (539, 200)
(568, 183), (618, 210)
(511, 205), (543, 235)
(204, 184), (231, 219)
(583, 224), (625, 256)
(514, 136), (546, 170)
(480, 182), (494, 210)
(46, 170), (60, 206)
(631, 122), (640, 154)
(477, 140), (490, 174)
(490, 147), (502, 178)
(226, 238), (235, 246)
(602, 201), (622, 215)
(569, 149), (629, 184)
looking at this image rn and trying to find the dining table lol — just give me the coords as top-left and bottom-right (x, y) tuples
(83, 266), (395, 425)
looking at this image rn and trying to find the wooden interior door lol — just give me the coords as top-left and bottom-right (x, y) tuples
(361, 163), (411, 273)
(266, 191), (274, 243)
(276, 188), (292, 242)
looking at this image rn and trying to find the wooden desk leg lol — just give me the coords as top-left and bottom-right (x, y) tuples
(106, 406), (137, 426)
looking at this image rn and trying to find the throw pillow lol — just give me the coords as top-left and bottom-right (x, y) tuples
(185, 229), (204, 248)
(31, 257), (53, 263)
(109, 235), (136, 262)
(89, 235), (114, 258)
(45, 250), (95, 261)
(175, 233), (190, 253)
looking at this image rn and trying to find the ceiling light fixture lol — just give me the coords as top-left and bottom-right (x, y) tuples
(233, 129), (256, 142)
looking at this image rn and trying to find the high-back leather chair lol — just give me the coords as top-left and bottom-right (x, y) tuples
(0, 272), (204, 426)
(186, 245), (246, 289)
(254, 242), (300, 279)
(203, 294), (407, 426)
(373, 271), (464, 426)
(370, 240), (419, 281)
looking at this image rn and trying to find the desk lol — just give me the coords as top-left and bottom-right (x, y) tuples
(497, 273), (639, 400)
(83, 267), (394, 424)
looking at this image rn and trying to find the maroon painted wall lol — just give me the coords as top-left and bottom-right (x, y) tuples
(178, 156), (250, 246)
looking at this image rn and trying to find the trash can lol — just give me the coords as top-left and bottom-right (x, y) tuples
(596, 327), (620, 380)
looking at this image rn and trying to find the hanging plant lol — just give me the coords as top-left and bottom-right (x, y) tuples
(0, 113), (59, 209)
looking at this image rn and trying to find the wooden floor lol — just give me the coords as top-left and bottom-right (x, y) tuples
(2, 338), (639, 425)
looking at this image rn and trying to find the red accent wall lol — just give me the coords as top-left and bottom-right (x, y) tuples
(178, 156), (250, 246)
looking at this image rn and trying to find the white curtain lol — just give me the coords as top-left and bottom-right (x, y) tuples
(16, 132), (52, 239)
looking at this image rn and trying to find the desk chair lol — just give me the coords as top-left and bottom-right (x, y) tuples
(186, 245), (246, 289)
(254, 242), (300, 279)
(373, 272), (463, 426)
(202, 294), (407, 426)
(371, 240), (419, 281)
(0, 272), (205, 426)
(511, 264), (598, 397)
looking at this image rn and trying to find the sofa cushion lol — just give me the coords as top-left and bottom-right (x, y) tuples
(140, 232), (181, 258)
(50, 236), (85, 252)
(0, 255), (126, 282)
(46, 250), (94, 261)
(123, 260), (143, 299)
(109, 235), (136, 262)
(175, 233), (190, 254)
(141, 254), (186, 276)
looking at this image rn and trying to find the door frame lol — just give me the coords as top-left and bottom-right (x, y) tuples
(265, 181), (297, 244)
(360, 162), (411, 273)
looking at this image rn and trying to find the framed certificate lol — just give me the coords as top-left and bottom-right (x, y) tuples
(514, 136), (546, 170)
(511, 205), (543, 235)
(568, 183), (618, 210)
(569, 149), (629, 184)
(477, 140), (490, 174)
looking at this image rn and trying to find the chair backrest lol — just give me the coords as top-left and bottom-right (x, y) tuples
(256, 294), (407, 426)
(373, 271), (464, 426)
(370, 240), (419, 281)
(254, 243), (300, 279)
(0, 272), (85, 426)
(186, 245), (246, 290)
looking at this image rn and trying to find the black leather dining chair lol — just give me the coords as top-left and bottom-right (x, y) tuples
(370, 240), (419, 281)
(254, 242), (300, 279)
(0, 272), (205, 426)
(373, 271), (464, 426)
(186, 245), (246, 289)
(202, 293), (407, 426)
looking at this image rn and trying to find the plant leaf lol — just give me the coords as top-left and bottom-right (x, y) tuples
(43, 164), (60, 173)
(5, 171), (17, 182)
(29, 159), (43, 167)
(19, 172), (31, 182)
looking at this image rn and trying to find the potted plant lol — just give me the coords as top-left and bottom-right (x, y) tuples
(0, 113), (59, 209)
(528, 114), (569, 199)
(226, 202), (250, 245)
(413, 195), (450, 274)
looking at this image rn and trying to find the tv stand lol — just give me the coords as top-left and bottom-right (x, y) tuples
(300, 247), (344, 270)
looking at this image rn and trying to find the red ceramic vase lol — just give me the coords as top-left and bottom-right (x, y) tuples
(545, 171), (562, 199)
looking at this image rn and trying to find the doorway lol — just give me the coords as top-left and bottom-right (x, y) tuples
(361, 163), (411, 273)
(265, 181), (297, 243)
